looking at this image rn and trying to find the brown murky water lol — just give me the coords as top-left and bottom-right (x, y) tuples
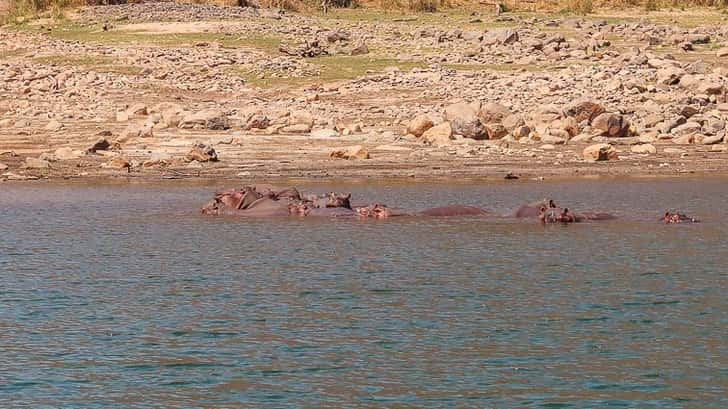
(1, 178), (726, 408)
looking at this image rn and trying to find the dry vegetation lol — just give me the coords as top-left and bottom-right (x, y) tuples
(2, 0), (727, 25)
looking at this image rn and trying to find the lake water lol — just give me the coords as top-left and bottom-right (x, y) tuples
(1, 178), (726, 408)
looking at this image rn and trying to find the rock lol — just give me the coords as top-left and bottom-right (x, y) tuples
(583, 143), (618, 161)
(44, 120), (63, 131)
(631, 144), (656, 154)
(54, 147), (84, 161)
(485, 123), (508, 139)
(672, 134), (695, 145)
(116, 111), (130, 122)
(444, 102), (486, 139)
(0, 118), (13, 128)
(185, 143), (218, 162)
(88, 138), (111, 153)
(245, 114), (270, 130)
(127, 103), (147, 116)
(102, 157), (131, 169)
(0, 163), (8, 171)
(310, 128), (340, 138)
(121, 122), (153, 139)
(484, 28), (519, 45)
(13, 119), (30, 128)
(2, 172), (38, 181)
(717, 48), (728, 58)
(664, 147), (686, 155)
(671, 121), (701, 137)
(564, 100), (605, 123)
(502, 113), (525, 131)
(161, 109), (184, 128)
(22, 157), (51, 169)
(350, 41), (369, 56)
(407, 114), (434, 137)
(656, 67), (685, 85)
(330, 145), (370, 160)
(678, 105), (699, 118)
(179, 109), (229, 130)
(697, 81), (724, 95)
(288, 110), (314, 127)
(478, 102), (510, 123)
(281, 124), (312, 133)
(592, 113), (631, 137)
(701, 134), (724, 145)
(421, 122), (453, 146)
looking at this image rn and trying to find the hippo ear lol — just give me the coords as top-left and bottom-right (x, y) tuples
(345, 193), (351, 199)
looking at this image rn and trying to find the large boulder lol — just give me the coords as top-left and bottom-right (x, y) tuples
(444, 102), (486, 139)
(592, 113), (631, 137)
(179, 110), (230, 130)
(421, 121), (453, 146)
(583, 143), (618, 161)
(478, 102), (511, 123)
(407, 114), (435, 137)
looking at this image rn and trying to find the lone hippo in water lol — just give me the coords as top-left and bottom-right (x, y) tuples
(662, 211), (699, 224)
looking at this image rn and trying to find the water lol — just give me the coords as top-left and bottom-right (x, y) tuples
(1, 178), (727, 408)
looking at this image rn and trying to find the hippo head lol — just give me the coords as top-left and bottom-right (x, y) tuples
(326, 193), (352, 209)
(288, 202), (311, 216)
(356, 204), (391, 219)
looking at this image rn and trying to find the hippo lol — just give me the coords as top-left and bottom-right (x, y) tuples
(417, 205), (489, 217)
(662, 211), (699, 224)
(511, 199), (617, 223)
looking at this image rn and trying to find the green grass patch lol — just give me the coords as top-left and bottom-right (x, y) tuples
(13, 21), (282, 52)
(0, 48), (30, 60)
(231, 55), (426, 88)
(443, 62), (545, 72)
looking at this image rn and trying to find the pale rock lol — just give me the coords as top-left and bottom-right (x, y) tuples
(444, 102), (486, 139)
(127, 103), (147, 116)
(310, 128), (340, 138)
(631, 144), (656, 154)
(281, 124), (312, 133)
(421, 122), (453, 147)
(179, 109), (229, 130)
(54, 147), (84, 161)
(656, 67), (685, 85)
(407, 114), (434, 137)
(701, 133), (724, 144)
(22, 157), (51, 169)
(44, 120), (63, 131)
(583, 143), (618, 161)
(478, 102), (510, 123)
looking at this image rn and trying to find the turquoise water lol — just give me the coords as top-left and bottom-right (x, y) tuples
(1, 179), (727, 408)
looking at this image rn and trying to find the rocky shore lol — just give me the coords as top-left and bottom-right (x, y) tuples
(1, 2), (727, 181)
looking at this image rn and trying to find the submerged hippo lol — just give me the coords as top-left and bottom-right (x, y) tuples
(512, 199), (617, 223)
(202, 185), (491, 219)
(662, 211), (699, 224)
